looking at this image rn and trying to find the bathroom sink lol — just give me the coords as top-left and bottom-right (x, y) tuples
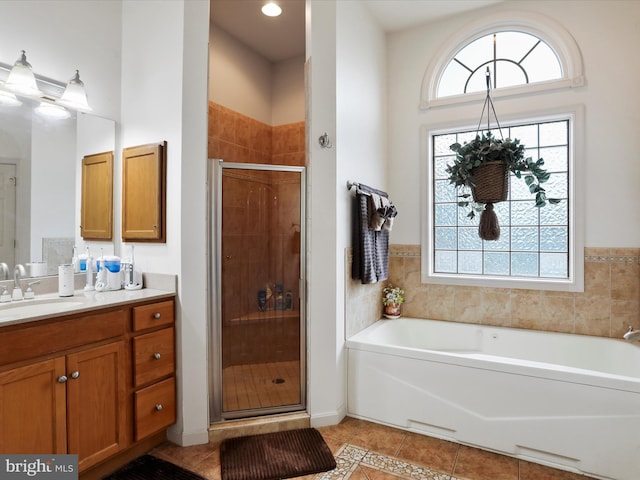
(0, 297), (86, 321)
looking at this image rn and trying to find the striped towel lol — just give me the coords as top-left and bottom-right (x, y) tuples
(352, 184), (391, 284)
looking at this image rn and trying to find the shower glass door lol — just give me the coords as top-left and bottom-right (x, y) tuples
(212, 161), (305, 420)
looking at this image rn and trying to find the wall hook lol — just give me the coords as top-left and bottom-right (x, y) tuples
(318, 132), (332, 148)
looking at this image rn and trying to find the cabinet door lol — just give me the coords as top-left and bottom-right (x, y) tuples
(122, 142), (166, 242)
(0, 357), (67, 454)
(81, 151), (113, 240)
(66, 342), (126, 472)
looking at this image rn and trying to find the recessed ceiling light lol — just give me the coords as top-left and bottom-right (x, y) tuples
(261, 2), (282, 17)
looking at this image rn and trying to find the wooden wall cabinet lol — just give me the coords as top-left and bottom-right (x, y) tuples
(122, 142), (167, 242)
(81, 151), (113, 240)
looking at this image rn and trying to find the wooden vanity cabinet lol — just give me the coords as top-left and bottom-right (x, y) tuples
(130, 300), (176, 441)
(0, 297), (175, 474)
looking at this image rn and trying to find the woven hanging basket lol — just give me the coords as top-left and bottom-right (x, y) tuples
(471, 160), (509, 204)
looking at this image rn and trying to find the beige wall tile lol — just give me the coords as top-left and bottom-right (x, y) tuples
(454, 287), (482, 324)
(345, 245), (639, 339)
(575, 297), (611, 336)
(610, 263), (640, 301)
(509, 293), (542, 330)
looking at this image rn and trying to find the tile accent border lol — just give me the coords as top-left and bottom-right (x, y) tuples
(388, 244), (640, 264)
(316, 444), (458, 480)
(345, 245), (640, 339)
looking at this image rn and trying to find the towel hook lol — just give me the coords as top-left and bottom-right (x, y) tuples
(318, 132), (332, 148)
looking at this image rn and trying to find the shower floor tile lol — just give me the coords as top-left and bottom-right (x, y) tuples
(151, 416), (598, 480)
(222, 360), (300, 411)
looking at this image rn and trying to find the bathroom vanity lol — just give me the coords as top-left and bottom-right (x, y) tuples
(0, 288), (176, 475)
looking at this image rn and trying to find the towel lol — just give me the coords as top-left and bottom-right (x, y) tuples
(369, 193), (390, 230)
(352, 184), (391, 284)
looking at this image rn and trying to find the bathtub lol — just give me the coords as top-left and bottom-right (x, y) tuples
(346, 318), (640, 480)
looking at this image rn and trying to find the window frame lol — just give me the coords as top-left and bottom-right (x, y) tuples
(420, 11), (584, 110)
(421, 106), (584, 292)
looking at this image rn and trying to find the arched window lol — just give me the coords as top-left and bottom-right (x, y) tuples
(438, 31), (562, 98)
(420, 12), (584, 109)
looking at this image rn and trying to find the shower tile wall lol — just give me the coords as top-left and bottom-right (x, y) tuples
(346, 246), (640, 340)
(208, 101), (304, 166)
(210, 102), (304, 368)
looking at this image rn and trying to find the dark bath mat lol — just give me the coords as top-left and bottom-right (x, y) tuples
(220, 427), (337, 480)
(102, 454), (206, 480)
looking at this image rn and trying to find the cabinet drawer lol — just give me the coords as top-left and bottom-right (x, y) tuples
(134, 377), (176, 441)
(0, 309), (125, 367)
(133, 328), (175, 387)
(132, 300), (174, 331)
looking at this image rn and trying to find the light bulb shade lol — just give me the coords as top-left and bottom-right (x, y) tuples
(0, 90), (22, 107)
(59, 70), (91, 111)
(5, 50), (42, 97)
(34, 101), (71, 119)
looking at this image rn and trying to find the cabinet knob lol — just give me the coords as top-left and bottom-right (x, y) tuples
(153, 352), (161, 360)
(153, 313), (161, 319)
(70, 371), (80, 379)
(155, 404), (163, 411)
(57, 375), (68, 383)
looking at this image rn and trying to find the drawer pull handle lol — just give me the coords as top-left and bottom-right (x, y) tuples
(70, 371), (80, 379)
(153, 312), (161, 319)
(57, 375), (68, 383)
(153, 353), (161, 360)
(155, 404), (163, 411)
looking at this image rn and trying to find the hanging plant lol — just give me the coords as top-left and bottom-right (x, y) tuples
(445, 69), (560, 241)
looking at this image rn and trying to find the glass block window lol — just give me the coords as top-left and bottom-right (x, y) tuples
(432, 119), (570, 280)
(437, 31), (562, 99)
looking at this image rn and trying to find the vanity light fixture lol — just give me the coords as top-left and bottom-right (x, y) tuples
(0, 49), (92, 114)
(261, 1), (282, 17)
(34, 101), (71, 119)
(4, 50), (42, 97)
(59, 70), (92, 112)
(0, 90), (21, 107)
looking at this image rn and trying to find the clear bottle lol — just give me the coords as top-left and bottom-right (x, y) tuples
(285, 290), (293, 310)
(275, 284), (284, 310)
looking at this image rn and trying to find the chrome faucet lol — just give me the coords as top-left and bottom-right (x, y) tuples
(12, 264), (26, 301)
(0, 262), (9, 280)
(623, 326), (640, 343)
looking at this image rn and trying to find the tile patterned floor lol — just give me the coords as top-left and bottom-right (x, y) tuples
(151, 416), (597, 480)
(222, 361), (300, 411)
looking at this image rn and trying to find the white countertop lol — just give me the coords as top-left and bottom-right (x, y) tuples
(0, 288), (175, 328)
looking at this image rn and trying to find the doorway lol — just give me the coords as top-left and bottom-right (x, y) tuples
(0, 164), (17, 273)
(210, 160), (306, 421)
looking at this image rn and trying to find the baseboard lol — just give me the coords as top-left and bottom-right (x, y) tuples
(167, 426), (210, 447)
(310, 405), (346, 428)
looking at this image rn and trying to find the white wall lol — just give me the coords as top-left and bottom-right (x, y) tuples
(31, 119), (75, 259)
(387, 0), (640, 247)
(121, 0), (210, 446)
(306, 0), (387, 426)
(209, 25), (273, 124)
(210, 24), (305, 126)
(272, 55), (306, 125)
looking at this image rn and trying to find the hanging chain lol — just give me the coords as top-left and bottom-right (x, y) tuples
(475, 67), (504, 140)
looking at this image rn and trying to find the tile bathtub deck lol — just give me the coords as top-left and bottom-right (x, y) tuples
(151, 417), (597, 480)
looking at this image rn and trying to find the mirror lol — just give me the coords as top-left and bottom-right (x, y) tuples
(0, 99), (115, 278)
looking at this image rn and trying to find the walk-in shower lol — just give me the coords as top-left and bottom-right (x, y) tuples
(208, 160), (306, 421)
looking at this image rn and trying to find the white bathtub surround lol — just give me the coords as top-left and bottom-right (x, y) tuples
(346, 318), (640, 480)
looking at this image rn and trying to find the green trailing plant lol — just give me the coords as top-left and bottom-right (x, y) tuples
(447, 132), (560, 219)
(382, 284), (405, 306)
